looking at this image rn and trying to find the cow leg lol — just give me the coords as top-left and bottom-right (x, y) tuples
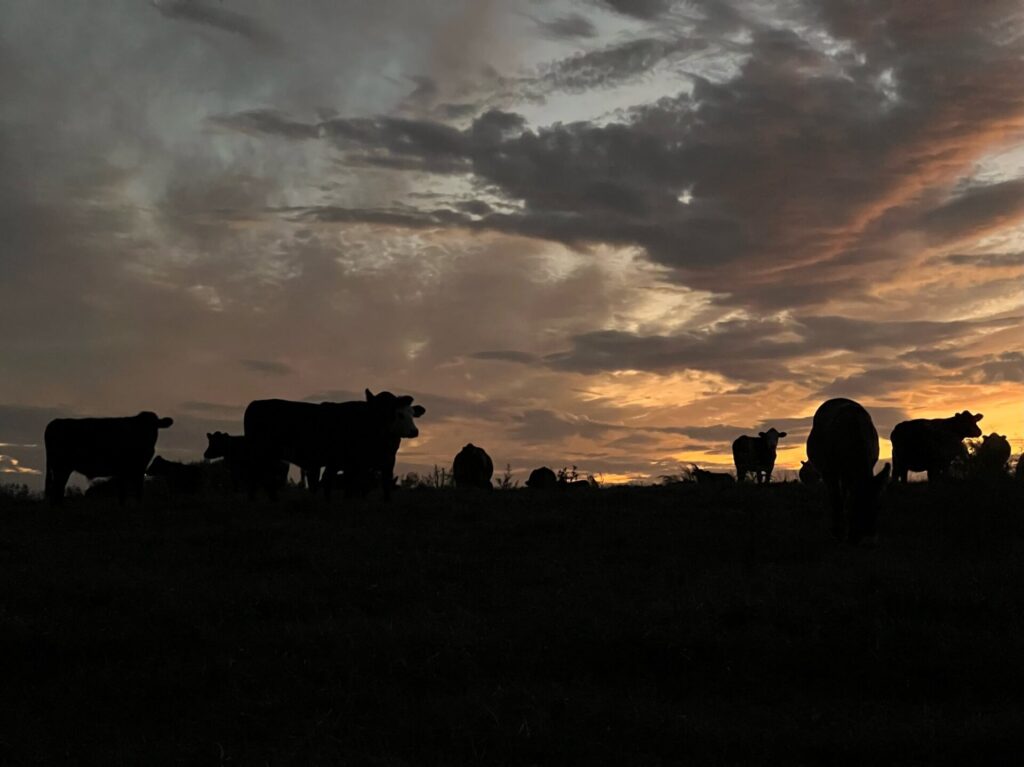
(380, 455), (397, 500)
(320, 466), (334, 501)
(45, 465), (71, 505)
(892, 456), (907, 483)
(825, 479), (844, 540)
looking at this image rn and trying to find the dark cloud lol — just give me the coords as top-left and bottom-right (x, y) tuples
(942, 252), (1024, 269)
(153, 0), (284, 51)
(537, 37), (696, 92)
(534, 13), (598, 39)
(543, 315), (1018, 379)
(208, 109), (320, 140)
(240, 359), (293, 376)
(920, 180), (1024, 245)
(470, 350), (539, 364)
(598, 0), (672, 20)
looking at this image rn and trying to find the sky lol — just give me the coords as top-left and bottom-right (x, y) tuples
(1, 0), (1022, 486)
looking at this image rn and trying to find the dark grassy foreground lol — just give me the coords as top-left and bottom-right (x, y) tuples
(2, 481), (1024, 766)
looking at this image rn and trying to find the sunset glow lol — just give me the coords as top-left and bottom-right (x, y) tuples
(1, 0), (1022, 486)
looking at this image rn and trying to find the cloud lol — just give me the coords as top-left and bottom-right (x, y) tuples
(534, 13), (598, 39)
(597, 0), (672, 20)
(152, 0), (284, 51)
(240, 359), (293, 376)
(942, 252), (1024, 269)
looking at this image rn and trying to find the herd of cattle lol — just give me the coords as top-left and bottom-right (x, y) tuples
(40, 392), (1021, 541)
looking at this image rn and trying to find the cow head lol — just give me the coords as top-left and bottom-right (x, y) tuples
(204, 431), (230, 460)
(138, 411), (174, 429)
(365, 389), (426, 438)
(758, 428), (788, 448)
(951, 410), (984, 439)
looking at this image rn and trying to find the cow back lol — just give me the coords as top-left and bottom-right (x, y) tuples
(45, 414), (167, 479)
(807, 398), (880, 485)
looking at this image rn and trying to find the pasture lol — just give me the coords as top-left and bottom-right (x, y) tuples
(2, 480), (1024, 765)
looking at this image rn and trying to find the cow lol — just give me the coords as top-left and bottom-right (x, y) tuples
(1017, 454), (1024, 482)
(890, 410), (983, 482)
(452, 443), (494, 489)
(732, 428), (787, 484)
(691, 465), (735, 487)
(806, 398), (890, 543)
(146, 456), (204, 495)
(203, 432), (288, 494)
(44, 411), (174, 504)
(799, 460), (821, 485)
(243, 390), (425, 500)
(526, 466), (558, 489)
(970, 433), (1012, 479)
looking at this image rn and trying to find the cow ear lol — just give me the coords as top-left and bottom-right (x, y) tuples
(397, 395), (414, 407)
(758, 431), (767, 438)
(412, 405), (426, 417)
(973, 413), (983, 422)
(778, 432), (787, 438)
(365, 389), (375, 402)
(158, 417), (174, 429)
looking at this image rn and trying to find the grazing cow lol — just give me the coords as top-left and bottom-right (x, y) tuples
(452, 443), (494, 489)
(806, 398), (890, 543)
(203, 432), (288, 493)
(244, 390), (425, 500)
(890, 410), (983, 482)
(799, 460), (821, 486)
(526, 466), (558, 489)
(732, 428), (787, 484)
(971, 433), (1012, 478)
(146, 456), (204, 495)
(691, 465), (735, 487)
(44, 411), (174, 504)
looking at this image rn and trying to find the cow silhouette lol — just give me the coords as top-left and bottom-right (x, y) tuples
(203, 432), (288, 494)
(969, 433), (1012, 479)
(732, 428), (787, 483)
(799, 460), (821, 485)
(244, 390), (425, 500)
(691, 465), (735, 486)
(452, 443), (493, 489)
(146, 456), (204, 495)
(890, 410), (983, 482)
(44, 411), (174, 504)
(526, 466), (558, 489)
(807, 398), (890, 543)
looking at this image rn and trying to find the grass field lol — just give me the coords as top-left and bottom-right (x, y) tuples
(2, 480), (1024, 765)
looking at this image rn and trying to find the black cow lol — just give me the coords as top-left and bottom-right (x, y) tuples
(1016, 454), (1024, 482)
(806, 398), (890, 543)
(44, 411), (174, 504)
(452, 443), (493, 489)
(691, 465), (735, 487)
(526, 466), (558, 489)
(244, 390), (425, 499)
(203, 432), (288, 494)
(146, 456), (204, 495)
(798, 460), (821, 485)
(970, 433), (1012, 479)
(732, 428), (787, 484)
(890, 410), (983, 482)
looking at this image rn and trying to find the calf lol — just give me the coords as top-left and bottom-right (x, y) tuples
(147, 456), (204, 495)
(890, 410), (983, 482)
(452, 443), (494, 489)
(799, 460), (821, 485)
(691, 465), (735, 487)
(44, 411), (173, 504)
(732, 428), (787, 484)
(806, 398), (890, 543)
(204, 432), (288, 494)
